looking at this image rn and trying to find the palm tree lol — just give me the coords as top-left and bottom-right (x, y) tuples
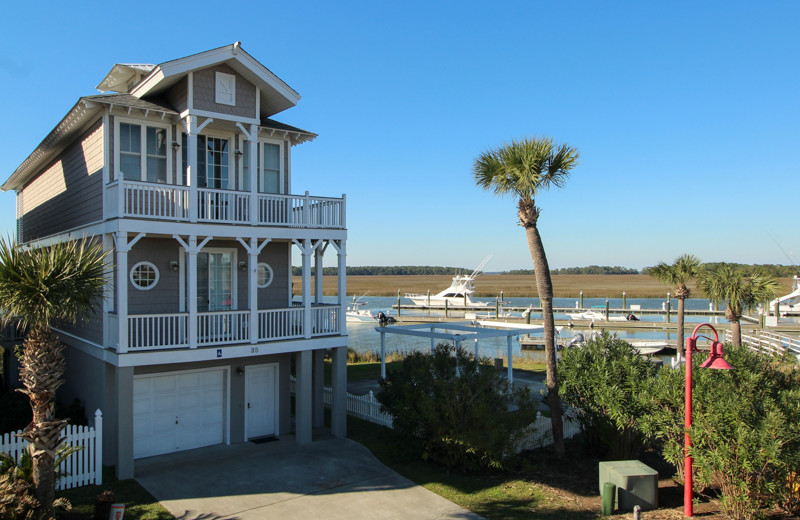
(649, 254), (701, 356)
(698, 264), (777, 347)
(0, 237), (107, 519)
(473, 136), (579, 455)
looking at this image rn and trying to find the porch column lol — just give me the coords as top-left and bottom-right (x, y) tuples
(115, 232), (128, 353)
(185, 115), (199, 222)
(102, 234), (114, 348)
(115, 366), (134, 480)
(248, 124), (258, 224)
(237, 237), (271, 344)
(314, 246), (324, 305)
(302, 240), (312, 338)
(187, 236), (198, 348)
(330, 240), (347, 334)
(312, 349), (325, 428)
(331, 345), (347, 437)
(295, 350), (313, 443)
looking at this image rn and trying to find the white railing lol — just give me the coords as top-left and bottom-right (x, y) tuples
(0, 410), (102, 490)
(111, 181), (344, 228)
(197, 310), (250, 346)
(323, 388), (394, 427)
(312, 305), (340, 336)
(128, 313), (188, 350)
(258, 308), (304, 341)
(728, 329), (800, 359)
(122, 181), (189, 220)
(515, 412), (582, 451)
(197, 188), (250, 224)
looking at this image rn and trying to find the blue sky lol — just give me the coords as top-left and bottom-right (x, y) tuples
(1, 1), (798, 272)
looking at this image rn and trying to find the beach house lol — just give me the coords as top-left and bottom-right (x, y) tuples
(1, 43), (348, 478)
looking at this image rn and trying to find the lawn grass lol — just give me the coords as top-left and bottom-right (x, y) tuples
(56, 467), (172, 519)
(345, 415), (600, 519)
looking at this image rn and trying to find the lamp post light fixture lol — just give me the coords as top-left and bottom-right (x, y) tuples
(684, 323), (733, 517)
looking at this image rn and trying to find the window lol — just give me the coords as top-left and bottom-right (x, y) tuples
(256, 263), (273, 288)
(182, 134), (230, 189)
(259, 143), (281, 194)
(118, 122), (169, 183)
(130, 262), (159, 290)
(215, 72), (236, 106)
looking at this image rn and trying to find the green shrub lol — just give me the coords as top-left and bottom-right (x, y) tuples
(557, 331), (659, 458)
(646, 344), (800, 520)
(378, 344), (538, 472)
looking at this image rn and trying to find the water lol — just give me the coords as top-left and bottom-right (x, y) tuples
(344, 296), (723, 363)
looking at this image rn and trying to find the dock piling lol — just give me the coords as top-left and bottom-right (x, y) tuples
(580, 290), (584, 309)
(622, 291), (627, 309)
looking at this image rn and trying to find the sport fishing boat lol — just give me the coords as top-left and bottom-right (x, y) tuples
(405, 256), (492, 308)
(346, 295), (377, 323)
(566, 307), (639, 322)
(770, 275), (800, 315)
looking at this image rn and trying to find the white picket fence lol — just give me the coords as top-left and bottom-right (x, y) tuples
(0, 409), (103, 490)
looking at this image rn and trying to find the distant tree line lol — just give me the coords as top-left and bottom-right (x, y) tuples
(506, 266), (640, 275)
(291, 263), (798, 277)
(291, 265), (471, 276)
(641, 263), (798, 278)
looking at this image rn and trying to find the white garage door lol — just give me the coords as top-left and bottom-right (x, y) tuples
(133, 369), (226, 459)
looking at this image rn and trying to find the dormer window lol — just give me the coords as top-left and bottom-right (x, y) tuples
(215, 72), (236, 106)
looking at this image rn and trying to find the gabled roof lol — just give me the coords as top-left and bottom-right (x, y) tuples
(96, 64), (156, 93)
(131, 42), (300, 117)
(2, 94), (178, 192)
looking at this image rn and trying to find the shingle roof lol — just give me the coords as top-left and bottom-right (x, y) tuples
(260, 117), (316, 137)
(83, 94), (178, 114)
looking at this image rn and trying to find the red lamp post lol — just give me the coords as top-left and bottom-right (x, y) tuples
(684, 323), (733, 517)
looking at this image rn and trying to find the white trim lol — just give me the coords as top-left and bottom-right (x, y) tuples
(180, 108), (260, 126)
(258, 137), (285, 194)
(256, 262), (274, 288)
(114, 116), (173, 184)
(117, 335), (347, 367)
(131, 44), (300, 107)
(130, 261), (159, 290)
(243, 362), (280, 441)
(187, 72), (194, 111)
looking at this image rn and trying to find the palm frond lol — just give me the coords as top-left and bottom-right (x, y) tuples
(0, 237), (110, 331)
(472, 136), (580, 200)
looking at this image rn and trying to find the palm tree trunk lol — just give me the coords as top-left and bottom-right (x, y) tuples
(525, 225), (565, 455)
(731, 319), (741, 347)
(677, 297), (686, 356)
(17, 328), (67, 520)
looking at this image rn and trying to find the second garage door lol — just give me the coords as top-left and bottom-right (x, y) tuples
(133, 369), (226, 459)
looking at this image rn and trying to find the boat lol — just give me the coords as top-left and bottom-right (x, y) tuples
(405, 256), (492, 308)
(566, 307), (639, 322)
(346, 295), (377, 323)
(627, 340), (670, 356)
(770, 275), (800, 315)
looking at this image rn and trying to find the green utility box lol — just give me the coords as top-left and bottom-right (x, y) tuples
(598, 460), (658, 512)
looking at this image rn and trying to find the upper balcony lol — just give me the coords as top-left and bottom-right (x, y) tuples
(104, 180), (345, 229)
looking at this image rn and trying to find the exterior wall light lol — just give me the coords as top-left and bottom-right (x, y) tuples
(169, 261), (179, 271)
(684, 323), (733, 517)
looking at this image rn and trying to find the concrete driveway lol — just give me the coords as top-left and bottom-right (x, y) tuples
(135, 436), (484, 520)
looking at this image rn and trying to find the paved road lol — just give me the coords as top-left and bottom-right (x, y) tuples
(136, 436), (484, 520)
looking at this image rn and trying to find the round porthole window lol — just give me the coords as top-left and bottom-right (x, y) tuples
(130, 261), (159, 290)
(256, 263), (273, 288)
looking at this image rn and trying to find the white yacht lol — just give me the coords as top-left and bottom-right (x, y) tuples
(405, 256), (492, 308)
(770, 275), (800, 315)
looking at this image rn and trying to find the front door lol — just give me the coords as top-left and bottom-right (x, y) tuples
(246, 364), (278, 439)
(197, 251), (233, 312)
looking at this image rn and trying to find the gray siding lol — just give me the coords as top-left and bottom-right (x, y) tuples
(126, 238), (290, 314)
(20, 119), (104, 242)
(58, 308), (103, 345)
(128, 238), (182, 315)
(193, 64), (257, 119)
(165, 76), (189, 113)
